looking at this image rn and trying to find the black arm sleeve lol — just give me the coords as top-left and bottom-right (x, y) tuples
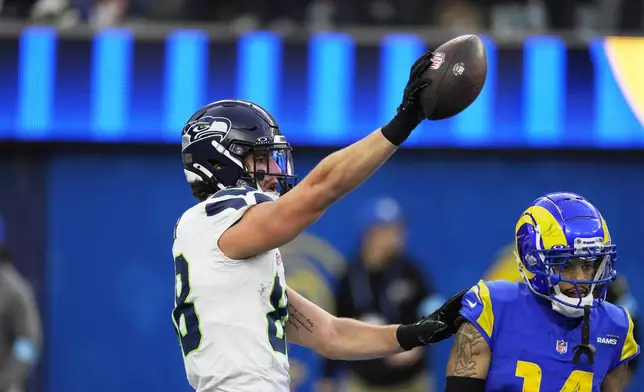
(445, 376), (486, 392)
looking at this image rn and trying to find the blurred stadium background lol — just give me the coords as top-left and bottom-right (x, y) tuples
(0, 0), (643, 391)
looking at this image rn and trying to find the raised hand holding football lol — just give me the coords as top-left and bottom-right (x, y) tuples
(419, 34), (488, 120)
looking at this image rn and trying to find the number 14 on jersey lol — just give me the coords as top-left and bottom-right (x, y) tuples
(516, 360), (593, 392)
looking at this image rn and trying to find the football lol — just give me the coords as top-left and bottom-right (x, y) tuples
(419, 34), (488, 120)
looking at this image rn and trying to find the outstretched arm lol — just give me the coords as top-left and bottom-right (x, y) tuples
(219, 131), (398, 259)
(285, 287), (463, 360)
(445, 322), (491, 391)
(285, 288), (403, 360)
(218, 52), (435, 260)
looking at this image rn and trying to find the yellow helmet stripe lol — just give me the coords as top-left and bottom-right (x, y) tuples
(600, 215), (611, 244)
(515, 205), (567, 249)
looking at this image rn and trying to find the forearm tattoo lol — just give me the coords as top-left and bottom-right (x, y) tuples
(287, 304), (315, 334)
(452, 323), (485, 377)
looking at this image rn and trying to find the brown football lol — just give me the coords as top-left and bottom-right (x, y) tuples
(419, 34), (488, 120)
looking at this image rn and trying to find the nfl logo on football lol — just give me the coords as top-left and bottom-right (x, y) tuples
(429, 52), (446, 70)
(556, 340), (568, 354)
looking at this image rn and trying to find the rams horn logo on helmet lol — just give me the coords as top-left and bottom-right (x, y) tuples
(182, 117), (232, 148)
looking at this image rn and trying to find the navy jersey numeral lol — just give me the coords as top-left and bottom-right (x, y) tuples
(172, 254), (202, 356)
(267, 274), (289, 355)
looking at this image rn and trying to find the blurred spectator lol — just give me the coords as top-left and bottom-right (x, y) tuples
(88, 0), (128, 29)
(484, 0), (643, 34)
(0, 0), (38, 18)
(2, 0), (642, 33)
(434, 0), (485, 31)
(615, 0), (644, 31)
(543, 0), (578, 29)
(333, 0), (424, 26)
(0, 217), (42, 392)
(318, 197), (442, 392)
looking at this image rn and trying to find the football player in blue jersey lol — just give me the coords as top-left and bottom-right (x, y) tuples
(446, 192), (640, 392)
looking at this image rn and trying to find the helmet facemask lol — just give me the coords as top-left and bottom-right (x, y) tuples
(238, 135), (297, 197)
(518, 237), (617, 318)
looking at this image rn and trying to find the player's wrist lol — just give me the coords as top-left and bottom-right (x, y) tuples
(380, 109), (421, 146)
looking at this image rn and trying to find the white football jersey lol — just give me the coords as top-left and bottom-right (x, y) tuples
(172, 186), (290, 392)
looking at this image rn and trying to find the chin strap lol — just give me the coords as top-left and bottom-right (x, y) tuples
(572, 305), (596, 365)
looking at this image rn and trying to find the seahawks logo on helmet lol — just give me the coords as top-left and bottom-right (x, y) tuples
(182, 116), (232, 149)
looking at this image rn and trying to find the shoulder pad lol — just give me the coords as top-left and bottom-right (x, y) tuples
(600, 304), (640, 368)
(206, 186), (274, 217)
(212, 186), (256, 198)
(601, 302), (630, 330)
(459, 280), (520, 347)
(619, 308), (640, 364)
(484, 280), (522, 302)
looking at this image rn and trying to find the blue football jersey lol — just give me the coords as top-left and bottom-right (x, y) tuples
(459, 280), (640, 392)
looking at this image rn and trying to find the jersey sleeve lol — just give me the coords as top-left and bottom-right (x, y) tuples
(458, 279), (497, 348)
(610, 307), (640, 371)
(204, 186), (275, 238)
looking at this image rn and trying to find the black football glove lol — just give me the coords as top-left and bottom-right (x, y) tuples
(396, 289), (468, 350)
(381, 50), (435, 146)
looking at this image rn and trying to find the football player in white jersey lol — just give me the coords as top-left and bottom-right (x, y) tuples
(172, 51), (467, 391)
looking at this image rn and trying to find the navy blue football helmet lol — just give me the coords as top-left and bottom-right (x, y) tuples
(181, 100), (297, 196)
